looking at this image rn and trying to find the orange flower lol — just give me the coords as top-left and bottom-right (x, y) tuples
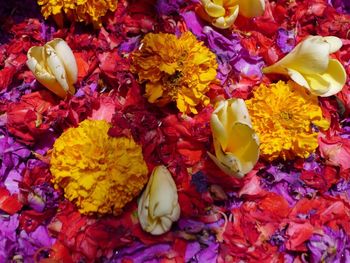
(246, 81), (329, 161)
(131, 32), (218, 114)
(37, 0), (117, 27)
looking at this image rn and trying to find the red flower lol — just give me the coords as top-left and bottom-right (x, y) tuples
(285, 222), (314, 251)
(318, 133), (350, 172)
(301, 166), (339, 192)
(22, 160), (52, 186)
(0, 67), (16, 91)
(6, 90), (57, 145)
(0, 187), (22, 215)
(219, 208), (281, 263)
(19, 209), (56, 233)
(49, 202), (135, 262)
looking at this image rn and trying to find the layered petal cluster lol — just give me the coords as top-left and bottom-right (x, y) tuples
(197, 0), (265, 29)
(37, 0), (117, 26)
(138, 165), (180, 235)
(131, 32), (218, 114)
(50, 119), (149, 215)
(27, 38), (77, 98)
(263, 36), (346, 97)
(209, 98), (259, 178)
(245, 81), (330, 161)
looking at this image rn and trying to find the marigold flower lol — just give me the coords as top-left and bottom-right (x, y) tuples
(131, 32), (218, 114)
(37, 0), (117, 27)
(50, 119), (149, 215)
(245, 81), (330, 161)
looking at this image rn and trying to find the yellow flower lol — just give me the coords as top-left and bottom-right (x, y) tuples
(197, 0), (265, 29)
(131, 32), (218, 114)
(263, 36), (346, 97)
(245, 81), (330, 161)
(37, 0), (117, 27)
(50, 119), (149, 215)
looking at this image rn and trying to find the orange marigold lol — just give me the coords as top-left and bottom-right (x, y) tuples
(131, 32), (218, 114)
(37, 0), (117, 27)
(245, 81), (330, 161)
(50, 119), (149, 215)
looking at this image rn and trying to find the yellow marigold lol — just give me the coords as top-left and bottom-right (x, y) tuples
(131, 32), (218, 114)
(37, 0), (117, 27)
(245, 81), (329, 161)
(50, 119), (149, 215)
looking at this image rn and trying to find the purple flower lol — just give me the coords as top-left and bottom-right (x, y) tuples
(329, 0), (350, 14)
(0, 130), (31, 193)
(340, 118), (350, 139)
(181, 11), (207, 39)
(329, 179), (350, 196)
(17, 226), (55, 263)
(119, 36), (142, 53)
(0, 214), (19, 262)
(260, 164), (316, 206)
(156, 0), (188, 16)
(308, 227), (350, 263)
(110, 242), (172, 263)
(203, 26), (264, 83)
(185, 240), (218, 262)
(30, 183), (60, 211)
(276, 28), (296, 53)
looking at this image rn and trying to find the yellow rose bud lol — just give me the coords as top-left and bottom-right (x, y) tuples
(198, 0), (239, 29)
(236, 0), (265, 18)
(26, 38), (77, 98)
(208, 98), (260, 178)
(263, 36), (346, 97)
(197, 0), (265, 29)
(138, 165), (180, 235)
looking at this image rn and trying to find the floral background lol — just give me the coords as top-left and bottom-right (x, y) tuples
(0, 0), (350, 262)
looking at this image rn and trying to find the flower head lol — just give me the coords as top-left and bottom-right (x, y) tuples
(131, 32), (218, 114)
(50, 119), (149, 215)
(27, 38), (77, 98)
(209, 98), (259, 178)
(245, 81), (330, 161)
(197, 0), (265, 29)
(37, 0), (117, 27)
(263, 36), (346, 97)
(138, 165), (180, 235)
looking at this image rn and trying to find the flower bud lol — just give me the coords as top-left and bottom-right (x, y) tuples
(138, 165), (180, 235)
(26, 38), (78, 98)
(236, 0), (265, 18)
(208, 98), (259, 178)
(197, 0), (265, 29)
(263, 36), (346, 97)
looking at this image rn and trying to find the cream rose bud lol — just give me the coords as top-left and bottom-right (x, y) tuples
(26, 38), (78, 99)
(208, 98), (260, 178)
(263, 36), (346, 97)
(138, 165), (180, 235)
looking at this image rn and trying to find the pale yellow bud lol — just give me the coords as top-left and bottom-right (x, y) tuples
(138, 165), (180, 235)
(263, 36), (346, 97)
(26, 38), (78, 98)
(209, 98), (260, 178)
